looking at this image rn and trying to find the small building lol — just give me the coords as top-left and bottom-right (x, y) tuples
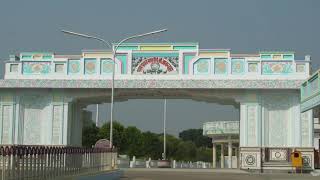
(203, 121), (239, 168)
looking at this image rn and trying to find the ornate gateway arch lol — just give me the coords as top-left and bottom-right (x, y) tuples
(0, 43), (314, 170)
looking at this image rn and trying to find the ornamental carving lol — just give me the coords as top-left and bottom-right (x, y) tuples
(85, 59), (96, 74)
(214, 59), (227, 74)
(23, 62), (51, 74)
(232, 60), (244, 74)
(132, 56), (178, 75)
(68, 60), (80, 74)
(262, 62), (293, 75)
(248, 63), (258, 72)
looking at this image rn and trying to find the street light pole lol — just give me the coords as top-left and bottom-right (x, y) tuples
(163, 98), (167, 160)
(61, 29), (167, 148)
(96, 104), (99, 127)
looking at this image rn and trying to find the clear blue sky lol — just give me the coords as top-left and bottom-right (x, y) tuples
(0, 0), (319, 136)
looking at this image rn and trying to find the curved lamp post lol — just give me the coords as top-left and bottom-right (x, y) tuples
(61, 29), (167, 148)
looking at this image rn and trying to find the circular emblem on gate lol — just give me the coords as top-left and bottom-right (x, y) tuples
(275, 152), (281, 158)
(245, 155), (256, 165)
(302, 156), (310, 166)
(151, 63), (160, 71)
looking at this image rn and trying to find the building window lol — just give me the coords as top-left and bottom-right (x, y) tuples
(10, 64), (18, 72)
(55, 64), (64, 73)
(248, 63), (258, 72)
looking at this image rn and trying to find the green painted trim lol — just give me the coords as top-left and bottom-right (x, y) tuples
(183, 54), (195, 74)
(283, 54), (294, 60)
(21, 55), (32, 59)
(116, 54), (127, 74)
(260, 54), (272, 59)
(43, 55), (53, 59)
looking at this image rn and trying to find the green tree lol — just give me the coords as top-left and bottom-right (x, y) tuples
(97, 121), (126, 153)
(141, 131), (162, 160)
(82, 122), (99, 147)
(159, 134), (181, 160)
(196, 147), (212, 162)
(174, 141), (197, 161)
(83, 121), (215, 163)
(124, 126), (143, 158)
(179, 129), (212, 148)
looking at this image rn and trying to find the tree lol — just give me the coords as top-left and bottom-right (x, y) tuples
(175, 141), (197, 161)
(179, 129), (212, 148)
(124, 126), (143, 158)
(159, 134), (181, 160)
(82, 122), (99, 147)
(97, 121), (126, 153)
(83, 121), (215, 162)
(196, 147), (212, 162)
(141, 131), (162, 160)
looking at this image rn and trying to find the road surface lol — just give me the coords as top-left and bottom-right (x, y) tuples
(121, 168), (320, 180)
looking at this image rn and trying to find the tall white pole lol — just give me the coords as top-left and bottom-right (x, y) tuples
(95, 104), (99, 127)
(109, 52), (116, 148)
(163, 99), (167, 160)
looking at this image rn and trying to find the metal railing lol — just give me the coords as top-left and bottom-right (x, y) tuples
(0, 145), (117, 180)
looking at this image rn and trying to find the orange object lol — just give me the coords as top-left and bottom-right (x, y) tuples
(291, 151), (302, 168)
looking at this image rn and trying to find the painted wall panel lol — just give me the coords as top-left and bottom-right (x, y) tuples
(214, 58), (228, 74)
(194, 58), (210, 75)
(52, 105), (62, 145)
(84, 59), (97, 75)
(101, 58), (115, 74)
(68, 60), (81, 74)
(247, 105), (257, 146)
(23, 105), (41, 145)
(231, 59), (245, 74)
(262, 62), (293, 75)
(23, 62), (51, 75)
(301, 110), (312, 147)
(1, 105), (12, 144)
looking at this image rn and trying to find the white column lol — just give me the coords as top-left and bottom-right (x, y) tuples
(228, 140), (232, 168)
(212, 143), (216, 168)
(235, 147), (238, 168)
(221, 144), (224, 168)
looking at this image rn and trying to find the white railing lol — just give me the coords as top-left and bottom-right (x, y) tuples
(118, 157), (212, 169)
(203, 121), (239, 136)
(0, 145), (117, 180)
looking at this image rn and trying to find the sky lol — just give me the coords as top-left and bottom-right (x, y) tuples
(0, 0), (319, 136)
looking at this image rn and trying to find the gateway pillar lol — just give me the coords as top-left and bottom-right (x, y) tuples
(221, 144), (225, 168)
(228, 139), (232, 168)
(212, 142), (216, 168)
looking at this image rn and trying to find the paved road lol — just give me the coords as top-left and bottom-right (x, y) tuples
(121, 168), (320, 180)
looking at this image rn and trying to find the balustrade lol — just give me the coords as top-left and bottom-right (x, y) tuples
(0, 145), (117, 180)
